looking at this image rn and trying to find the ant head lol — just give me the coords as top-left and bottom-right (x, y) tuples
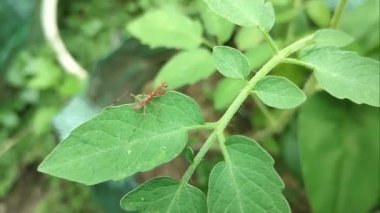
(160, 82), (168, 88)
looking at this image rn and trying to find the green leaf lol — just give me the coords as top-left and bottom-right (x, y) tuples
(200, 5), (235, 44)
(0, 150), (19, 198)
(340, 0), (379, 52)
(275, 7), (301, 24)
(203, 0), (275, 31)
(245, 43), (273, 70)
(213, 46), (250, 79)
(32, 106), (58, 136)
(38, 92), (204, 185)
(154, 49), (215, 89)
(298, 93), (379, 213)
(208, 136), (290, 212)
(58, 74), (84, 96)
(127, 9), (202, 49)
(280, 122), (303, 180)
(314, 29), (354, 47)
(120, 177), (206, 213)
(0, 110), (19, 129)
(183, 146), (195, 164)
(253, 76), (306, 109)
(27, 57), (62, 89)
(305, 0), (331, 28)
(213, 78), (246, 110)
(235, 27), (263, 50)
(300, 46), (380, 107)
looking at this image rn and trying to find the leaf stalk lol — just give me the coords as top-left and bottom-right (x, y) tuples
(329, 0), (349, 28)
(258, 26), (280, 54)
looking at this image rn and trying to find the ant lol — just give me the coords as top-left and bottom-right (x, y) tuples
(132, 82), (168, 110)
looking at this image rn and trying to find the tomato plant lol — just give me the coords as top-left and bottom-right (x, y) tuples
(37, 0), (379, 212)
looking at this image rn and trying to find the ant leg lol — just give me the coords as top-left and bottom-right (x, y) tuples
(149, 100), (159, 107)
(130, 94), (145, 102)
(148, 100), (164, 122)
(143, 105), (147, 115)
(156, 103), (165, 124)
(112, 90), (132, 105)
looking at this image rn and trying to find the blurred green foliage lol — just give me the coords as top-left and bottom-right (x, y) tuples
(0, 0), (37, 70)
(35, 179), (102, 213)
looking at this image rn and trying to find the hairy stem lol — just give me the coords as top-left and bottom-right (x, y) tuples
(285, 0), (303, 43)
(181, 132), (217, 183)
(181, 33), (315, 183)
(186, 122), (219, 131)
(259, 26), (280, 54)
(218, 137), (231, 163)
(281, 58), (315, 70)
(329, 0), (349, 28)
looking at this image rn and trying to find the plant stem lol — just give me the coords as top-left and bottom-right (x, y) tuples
(258, 26), (280, 54)
(186, 122), (219, 131)
(329, 0), (349, 28)
(285, 0), (303, 43)
(281, 58), (315, 69)
(280, 34), (315, 56)
(181, 33), (315, 183)
(181, 132), (217, 183)
(216, 132), (229, 160)
(217, 131), (226, 143)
